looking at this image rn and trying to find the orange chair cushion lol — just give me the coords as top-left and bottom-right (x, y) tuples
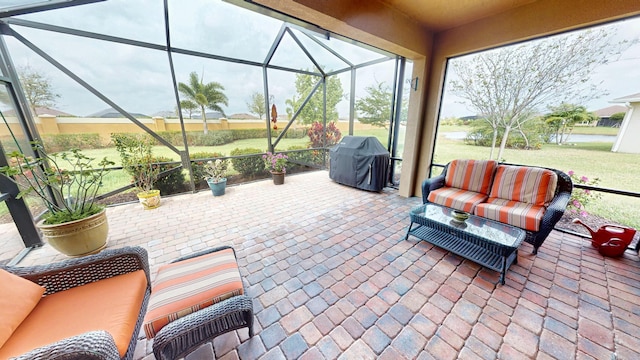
(143, 248), (244, 339)
(489, 165), (557, 206)
(444, 159), (498, 195)
(475, 198), (547, 231)
(0, 269), (45, 348)
(427, 187), (488, 213)
(0, 270), (147, 359)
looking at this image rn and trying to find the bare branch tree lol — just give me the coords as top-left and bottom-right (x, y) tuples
(18, 65), (60, 117)
(450, 28), (630, 160)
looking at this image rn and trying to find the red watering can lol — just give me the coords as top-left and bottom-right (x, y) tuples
(572, 219), (636, 257)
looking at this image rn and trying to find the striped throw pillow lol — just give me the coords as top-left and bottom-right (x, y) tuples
(143, 248), (244, 339)
(489, 165), (558, 206)
(444, 159), (498, 195)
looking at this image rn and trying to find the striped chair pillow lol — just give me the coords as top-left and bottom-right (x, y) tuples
(475, 198), (547, 231)
(444, 159), (498, 195)
(427, 187), (488, 213)
(489, 165), (558, 206)
(143, 248), (244, 339)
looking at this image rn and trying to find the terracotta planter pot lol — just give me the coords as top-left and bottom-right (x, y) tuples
(271, 171), (285, 185)
(37, 208), (108, 257)
(137, 189), (161, 209)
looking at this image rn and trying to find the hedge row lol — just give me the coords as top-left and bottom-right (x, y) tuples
(42, 133), (104, 152)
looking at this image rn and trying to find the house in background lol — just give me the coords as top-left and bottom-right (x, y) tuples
(610, 93), (640, 154)
(593, 105), (628, 127)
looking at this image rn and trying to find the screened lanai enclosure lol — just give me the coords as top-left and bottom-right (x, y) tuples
(0, 0), (412, 255)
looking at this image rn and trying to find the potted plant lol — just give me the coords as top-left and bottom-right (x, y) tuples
(203, 158), (228, 196)
(263, 151), (288, 185)
(0, 142), (114, 257)
(112, 133), (161, 209)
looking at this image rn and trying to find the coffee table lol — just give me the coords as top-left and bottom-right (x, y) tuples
(406, 203), (526, 284)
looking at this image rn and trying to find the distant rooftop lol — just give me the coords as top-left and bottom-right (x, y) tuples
(611, 92), (640, 103)
(592, 105), (627, 117)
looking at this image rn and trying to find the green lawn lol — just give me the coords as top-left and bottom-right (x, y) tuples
(3, 128), (638, 230)
(433, 135), (640, 230)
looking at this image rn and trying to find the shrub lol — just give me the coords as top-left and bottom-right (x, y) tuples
(307, 121), (341, 148)
(230, 148), (266, 178)
(286, 145), (323, 170)
(42, 133), (103, 152)
(190, 151), (225, 186)
(463, 119), (545, 149)
(156, 130), (234, 146)
(153, 156), (186, 195)
(230, 128), (307, 140)
(566, 171), (602, 217)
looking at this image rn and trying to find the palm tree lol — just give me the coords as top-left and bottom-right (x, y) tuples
(178, 72), (228, 134)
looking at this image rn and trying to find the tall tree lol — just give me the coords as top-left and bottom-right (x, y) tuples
(450, 28), (628, 160)
(18, 65), (59, 117)
(178, 72), (228, 134)
(246, 92), (266, 119)
(178, 100), (198, 119)
(544, 103), (597, 144)
(355, 80), (392, 129)
(286, 72), (343, 125)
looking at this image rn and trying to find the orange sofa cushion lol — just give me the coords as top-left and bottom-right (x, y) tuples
(489, 165), (557, 206)
(427, 187), (488, 213)
(143, 248), (244, 339)
(0, 270), (147, 359)
(475, 198), (547, 231)
(444, 159), (498, 195)
(0, 269), (45, 348)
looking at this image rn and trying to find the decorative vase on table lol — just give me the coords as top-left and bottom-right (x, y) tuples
(0, 142), (114, 257)
(203, 159), (229, 196)
(263, 151), (288, 186)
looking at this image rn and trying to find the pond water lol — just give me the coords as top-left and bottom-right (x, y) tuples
(442, 132), (616, 143)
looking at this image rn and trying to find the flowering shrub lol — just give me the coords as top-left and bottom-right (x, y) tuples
(566, 170), (602, 217)
(263, 152), (288, 173)
(307, 121), (342, 148)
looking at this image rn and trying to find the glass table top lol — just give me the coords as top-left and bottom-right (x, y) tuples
(411, 203), (525, 247)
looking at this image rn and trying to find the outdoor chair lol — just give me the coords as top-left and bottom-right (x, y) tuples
(143, 246), (254, 360)
(0, 246), (151, 360)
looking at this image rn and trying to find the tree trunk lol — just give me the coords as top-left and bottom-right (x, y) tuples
(489, 128), (498, 160)
(496, 125), (512, 161)
(201, 105), (208, 135)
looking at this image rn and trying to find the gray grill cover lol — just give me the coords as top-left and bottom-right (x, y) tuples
(329, 136), (390, 191)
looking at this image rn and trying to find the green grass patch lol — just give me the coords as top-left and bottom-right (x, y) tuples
(433, 136), (640, 229)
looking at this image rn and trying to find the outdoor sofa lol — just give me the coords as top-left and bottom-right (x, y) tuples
(0, 246), (150, 360)
(422, 159), (573, 254)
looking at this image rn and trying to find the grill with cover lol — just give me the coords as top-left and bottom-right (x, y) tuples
(329, 136), (390, 191)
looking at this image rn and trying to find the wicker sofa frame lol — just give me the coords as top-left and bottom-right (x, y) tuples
(0, 246), (151, 360)
(422, 162), (573, 254)
(151, 246), (254, 360)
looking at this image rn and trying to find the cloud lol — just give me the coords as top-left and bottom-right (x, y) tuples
(3, 0), (395, 118)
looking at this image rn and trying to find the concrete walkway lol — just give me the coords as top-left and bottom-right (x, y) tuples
(4, 170), (640, 359)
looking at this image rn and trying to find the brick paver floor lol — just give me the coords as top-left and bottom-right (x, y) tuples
(3, 170), (640, 359)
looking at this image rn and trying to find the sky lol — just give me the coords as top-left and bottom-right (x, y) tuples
(1, 0), (400, 119)
(440, 17), (640, 118)
(1, 0), (638, 120)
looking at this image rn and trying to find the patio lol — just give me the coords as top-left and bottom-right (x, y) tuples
(3, 170), (640, 359)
